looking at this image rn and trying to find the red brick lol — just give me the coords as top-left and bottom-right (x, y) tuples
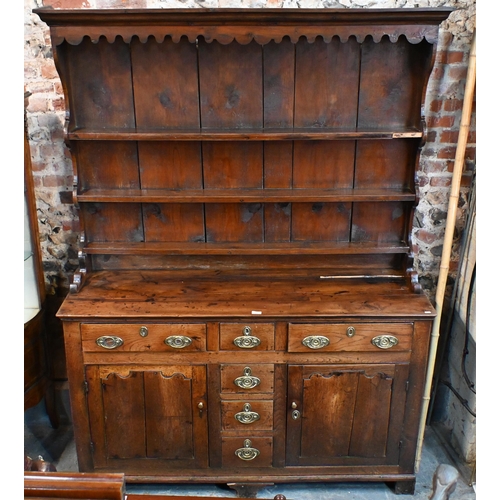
(54, 82), (64, 95)
(44, 0), (92, 7)
(465, 146), (476, 160)
(95, 0), (147, 7)
(52, 97), (67, 112)
(443, 99), (464, 112)
(428, 100), (443, 113)
(415, 229), (440, 245)
(427, 115), (455, 128)
(436, 50), (464, 65)
(42, 175), (73, 188)
(417, 175), (429, 188)
(41, 60), (59, 80)
(425, 130), (437, 143)
(31, 160), (48, 173)
(40, 144), (62, 159)
(431, 66), (445, 80)
(27, 96), (49, 113)
(437, 146), (456, 159)
(449, 66), (468, 81)
(430, 176), (452, 187)
(421, 160), (453, 174)
(440, 130), (459, 143)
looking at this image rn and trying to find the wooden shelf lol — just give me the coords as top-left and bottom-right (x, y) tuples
(83, 241), (411, 256)
(76, 188), (416, 203)
(67, 127), (423, 142)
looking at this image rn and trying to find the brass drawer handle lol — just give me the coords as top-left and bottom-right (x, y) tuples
(234, 367), (261, 389)
(234, 403), (260, 424)
(233, 326), (261, 349)
(371, 334), (399, 349)
(235, 439), (260, 461)
(96, 335), (124, 350)
(302, 335), (330, 350)
(164, 335), (192, 349)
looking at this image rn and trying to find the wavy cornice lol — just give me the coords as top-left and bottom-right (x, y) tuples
(33, 7), (453, 46)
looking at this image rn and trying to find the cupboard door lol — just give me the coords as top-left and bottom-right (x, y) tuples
(286, 364), (409, 467)
(86, 365), (208, 469)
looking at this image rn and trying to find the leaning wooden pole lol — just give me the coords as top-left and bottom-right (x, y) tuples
(415, 30), (476, 471)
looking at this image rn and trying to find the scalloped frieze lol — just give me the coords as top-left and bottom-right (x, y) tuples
(50, 26), (440, 47)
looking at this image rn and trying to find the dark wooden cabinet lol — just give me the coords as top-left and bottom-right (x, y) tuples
(286, 363), (409, 465)
(34, 7), (452, 495)
(85, 364), (208, 469)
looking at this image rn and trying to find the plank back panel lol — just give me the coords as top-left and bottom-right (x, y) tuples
(205, 203), (264, 243)
(293, 141), (356, 189)
(263, 40), (295, 128)
(75, 141), (140, 190)
(131, 38), (200, 129)
(294, 37), (360, 128)
(351, 201), (410, 244)
(143, 203), (205, 242)
(81, 203), (144, 243)
(358, 38), (432, 129)
(292, 202), (351, 242)
(138, 142), (203, 190)
(203, 142), (263, 189)
(63, 39), (135, 129)
(199, 40), (263, 129)
(354, 139), (418, 190)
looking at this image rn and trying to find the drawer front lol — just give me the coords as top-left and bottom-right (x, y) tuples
(81, 323), (206, 352)
(221, 437), (273, 468)
(220, 323), (275, 351)
(220, 364), (274, 394)
(221, 401), (273, 431)
(288, 323), (413, 352)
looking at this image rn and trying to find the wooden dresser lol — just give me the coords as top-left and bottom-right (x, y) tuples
(34, 7), (452, 496)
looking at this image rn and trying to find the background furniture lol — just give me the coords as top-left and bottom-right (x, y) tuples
(34, 7), (451, 496)
(24, 90), (58, 428)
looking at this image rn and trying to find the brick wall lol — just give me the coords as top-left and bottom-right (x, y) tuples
(24, 0), (476, 300)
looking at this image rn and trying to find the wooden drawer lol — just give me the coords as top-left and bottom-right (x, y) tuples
(81, 323), (206, 352)
(221, 401), (273, 431)
(219, 323), (275, 351)
(221, 437), (273, 468)
(288, 323), (413, 352)
(220, 364), (274, 394)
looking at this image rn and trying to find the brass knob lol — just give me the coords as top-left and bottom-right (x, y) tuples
(291, 402), (298, 409)
(139, 326), (148, 337)
(197, 402), (204, 409)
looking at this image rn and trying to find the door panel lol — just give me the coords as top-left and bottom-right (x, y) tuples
(286, 364), (409, 466)
(86, 365), (208, 469)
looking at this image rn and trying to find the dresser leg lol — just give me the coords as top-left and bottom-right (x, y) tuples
(227, 482), (274, 498)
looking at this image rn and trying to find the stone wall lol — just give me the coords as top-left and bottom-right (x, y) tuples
(24, 0), (476, 300)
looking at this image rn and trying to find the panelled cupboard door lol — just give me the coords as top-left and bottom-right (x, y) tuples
(85, 365), (208, 470)
(286, 364), (409, 467)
